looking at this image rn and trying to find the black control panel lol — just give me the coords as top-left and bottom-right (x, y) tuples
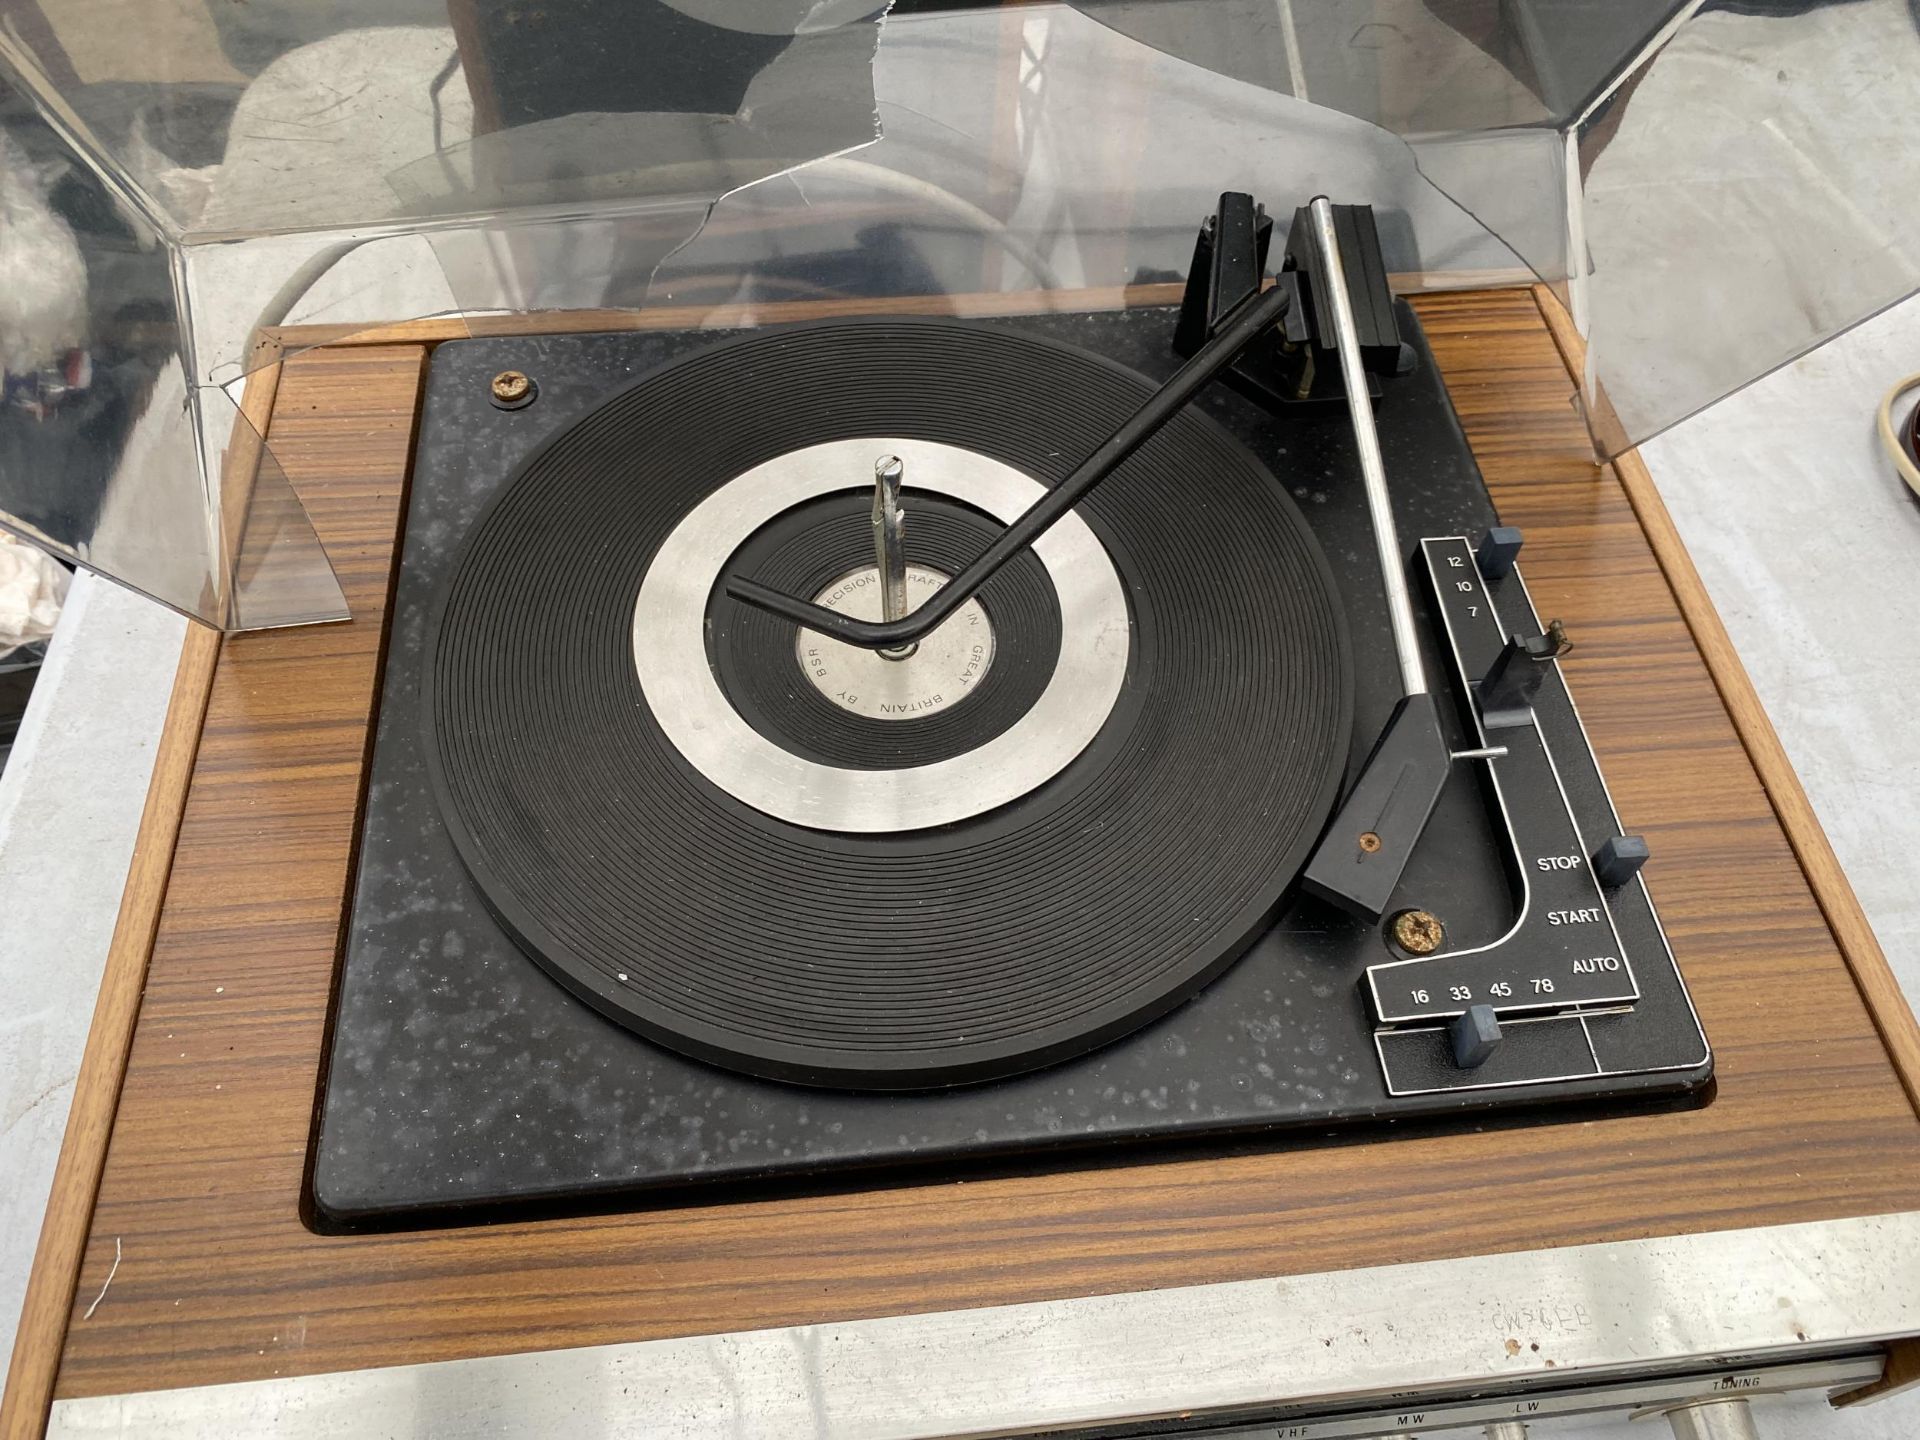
(1370, 538), (1709, 1097)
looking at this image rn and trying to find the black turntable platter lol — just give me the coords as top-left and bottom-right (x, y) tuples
(426, 321), (1352, 1089)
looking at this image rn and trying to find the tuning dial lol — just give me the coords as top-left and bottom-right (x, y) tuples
(1666, 1398), (1761, 1440)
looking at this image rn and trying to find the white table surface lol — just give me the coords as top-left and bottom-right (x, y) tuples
(0, 574), (185, 1379)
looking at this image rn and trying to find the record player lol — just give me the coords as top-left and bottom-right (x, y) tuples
(22, 0), (1920, 1429)
(308, 192), (1709, 1228)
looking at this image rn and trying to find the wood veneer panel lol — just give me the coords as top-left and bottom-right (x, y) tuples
(1530, 285), (1920, 1117)
(52, 292), (1920, 1401)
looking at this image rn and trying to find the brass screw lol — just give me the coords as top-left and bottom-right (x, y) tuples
(1357, 831), (1383, 854)
(1390, 908), (1445, 955)
(489, 369), (534, 407)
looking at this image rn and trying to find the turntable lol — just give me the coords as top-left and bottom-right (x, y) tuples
(19, 0), (1920, 1426)
(308, 194), (1709, 1225)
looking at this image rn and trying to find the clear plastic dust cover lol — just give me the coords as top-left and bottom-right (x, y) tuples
(2, 0), (1913, 627)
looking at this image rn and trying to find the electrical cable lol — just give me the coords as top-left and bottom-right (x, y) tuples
(1874, 369), (1920, 498)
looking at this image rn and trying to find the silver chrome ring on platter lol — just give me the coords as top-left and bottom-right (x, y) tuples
(631, 437), (1131, 833)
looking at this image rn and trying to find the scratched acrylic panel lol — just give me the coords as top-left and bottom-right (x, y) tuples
(0, 71), (345, 628)
(4, 0), (1917, 627)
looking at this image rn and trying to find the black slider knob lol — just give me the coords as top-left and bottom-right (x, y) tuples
(1450, 1003), (1503, 1068)
(1594, 834), (1650, 888)
(1476, 525), (1524, 579)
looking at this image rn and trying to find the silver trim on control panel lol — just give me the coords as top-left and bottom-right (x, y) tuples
(44, 1212), (1920, 1438)
(1189, 1356), (1880, 1439)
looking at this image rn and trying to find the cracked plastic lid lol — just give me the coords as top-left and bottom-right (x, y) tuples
(2, 0), (1914, 627)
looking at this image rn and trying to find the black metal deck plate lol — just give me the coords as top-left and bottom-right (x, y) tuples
(310, 303), (1709, 1229)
